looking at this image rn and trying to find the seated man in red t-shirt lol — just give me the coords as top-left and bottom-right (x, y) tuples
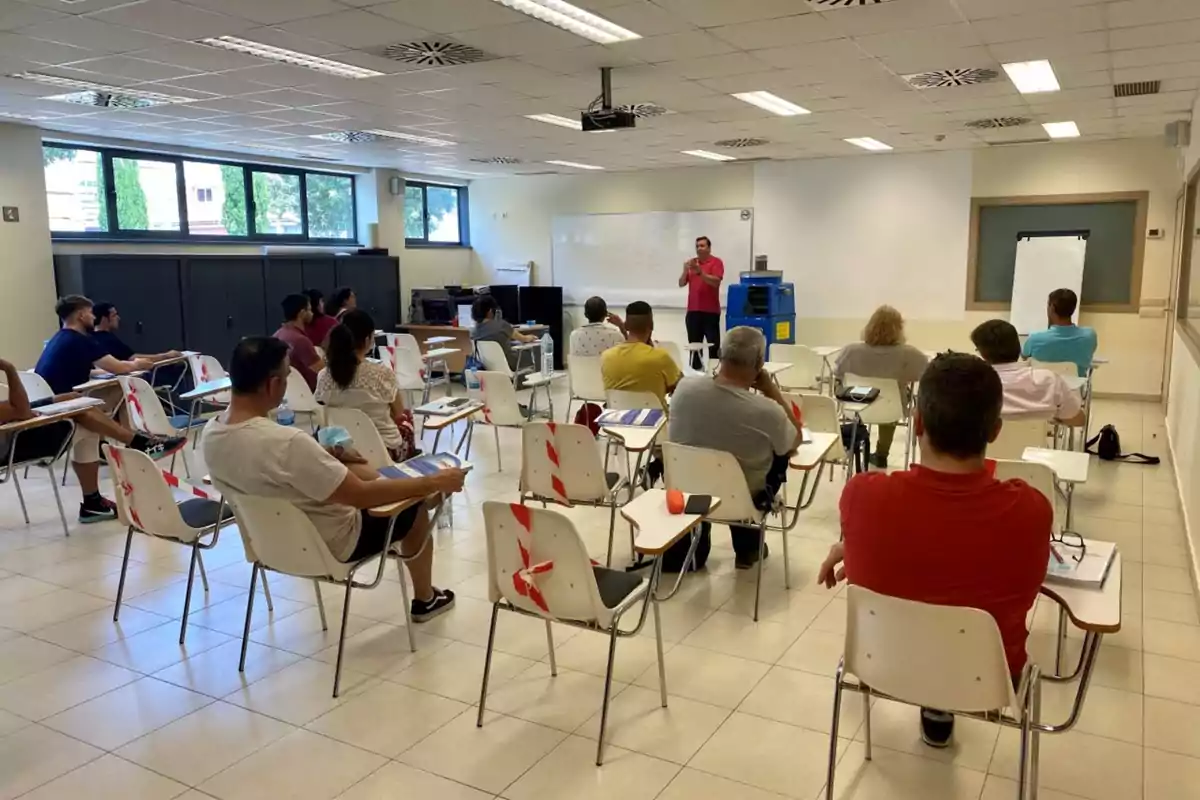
(818, 352), (1050, 748)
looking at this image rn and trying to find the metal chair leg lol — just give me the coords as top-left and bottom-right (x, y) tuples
(861, 685), (872, 760)
(196, 550), (210, 592)
(826, 659), (846, 800)
(596, 623), (620, 766)
(46, 464), (70, 537)
(780, 521), (791, 591)
(113, 525), (135, 621)
(332, 584), (353, 698)
(494, 426), (503, 471)
(477, 603), (501, 727)
(604, 501), (618, 568)
(12, 472), (29, 524)
(753, 523), (767, 622)
(394, 558), (416, 652)
(238, 565), (258, 672)
(179, 542), (199, 645)
(653, 599), (668, 708)
(314, 580), (329, 631)
(260, 571), (274, 612)
(545, 621), (557, 677)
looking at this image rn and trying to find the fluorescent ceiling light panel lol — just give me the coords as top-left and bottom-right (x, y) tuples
(361, 129), (456, 146)
(731, 91), (810, 117)
(197, 36), (384, 79)
(491, 0), (640, 45)
(525, 113), (582, 130)
(546, 159), (603, 170)
(844, 137), (892, 151)
(1042, 120), (1080, 138)
(682, 149), (736, 162)
(1001, 59), (1060, 94)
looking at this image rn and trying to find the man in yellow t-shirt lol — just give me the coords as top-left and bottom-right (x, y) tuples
(601, 301), (682, 409)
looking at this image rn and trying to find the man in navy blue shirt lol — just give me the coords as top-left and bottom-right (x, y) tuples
(92, 302), (181, 364)
(32, 296), (186, 523)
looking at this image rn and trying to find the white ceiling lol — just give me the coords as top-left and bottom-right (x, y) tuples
(0, 0), (1197, 177)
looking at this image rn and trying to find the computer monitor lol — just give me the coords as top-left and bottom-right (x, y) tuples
(421, 297), (453, 325)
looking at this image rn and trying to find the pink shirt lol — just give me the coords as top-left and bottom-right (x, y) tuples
(274, 324), (320, 391)
(687, 256), (724, 313)
(992, 362), (1082, 421)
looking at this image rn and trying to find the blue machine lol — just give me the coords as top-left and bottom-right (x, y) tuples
(725, 270), (796, 352)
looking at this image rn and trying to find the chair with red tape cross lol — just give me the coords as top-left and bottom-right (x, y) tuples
(520, 421), (628, 567)
(104, 443), (236, 645)
(120, 376), (204, 477)
(477, 501), (666, 767)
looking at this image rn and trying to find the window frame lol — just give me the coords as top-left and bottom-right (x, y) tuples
(45, 141), (359, 245)
(1178, 170), (1200, 360)
(404, 180), (469, 248)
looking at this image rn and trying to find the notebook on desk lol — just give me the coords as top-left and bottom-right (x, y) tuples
(33, 397), (105, 416)
(379, 453), (471, 479)
(1045, 538), (1117, 588)
(597, 408), (665, 428)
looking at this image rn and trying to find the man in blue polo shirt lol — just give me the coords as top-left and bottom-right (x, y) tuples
(33, 295), (186, 523)
(1021, 288), (1097, 377)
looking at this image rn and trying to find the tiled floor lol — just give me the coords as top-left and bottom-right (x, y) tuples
(0, 394), (1194, 799)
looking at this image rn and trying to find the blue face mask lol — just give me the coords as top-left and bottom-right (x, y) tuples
(317, 426), (353, 450)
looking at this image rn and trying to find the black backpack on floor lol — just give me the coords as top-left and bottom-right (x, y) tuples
(1085, 425), (1160, 465)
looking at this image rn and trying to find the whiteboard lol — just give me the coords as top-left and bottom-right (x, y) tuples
(551, 209), (753, 308)
(1010, 235), (1086, 335)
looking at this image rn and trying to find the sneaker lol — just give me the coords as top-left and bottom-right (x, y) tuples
(79, 495), (117, 524)
(734, 542), (769, 570)
(920, 708), (955, 748)
(411, 588), (456, 623)
(132, 435), (187, 461)
(869, 453), (888, 470)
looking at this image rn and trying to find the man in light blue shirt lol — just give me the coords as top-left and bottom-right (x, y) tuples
(1021, 288), (1097, 377)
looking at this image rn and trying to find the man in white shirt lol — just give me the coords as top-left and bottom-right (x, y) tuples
(569, 296), (626, 358)
(204, 336), (467, 622)
(970, 320), (1085, 426)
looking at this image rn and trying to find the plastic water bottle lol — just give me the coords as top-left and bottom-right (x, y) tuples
(276, 398), (295, 426)
(540, 332), (554, 377)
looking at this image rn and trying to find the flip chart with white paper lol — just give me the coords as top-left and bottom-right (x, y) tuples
(551, 209), (753, 308)
(1010, 234), (1086, 335)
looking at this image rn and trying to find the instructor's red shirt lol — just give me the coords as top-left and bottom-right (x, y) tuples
(687, 256), (724, 313)
(840, 465), (1051, 675)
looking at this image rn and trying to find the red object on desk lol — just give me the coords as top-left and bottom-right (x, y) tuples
(666, 489), (684, 515)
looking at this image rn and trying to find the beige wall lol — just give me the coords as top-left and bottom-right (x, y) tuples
(0, 123), (58, 368)
(1166, 331), (1200, 587)
(468, 139), (1179, 397)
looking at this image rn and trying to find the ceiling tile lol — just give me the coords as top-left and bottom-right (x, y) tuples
(821, 0), (963, 37)
(1109, 20), (1200, 51)
(451, 19), (595, 58)
(17, 16), (173, 54)
(969, 6), (1107, 44)
(607, 30), (736, 64)
(60, 55), (202, 83)
(1112, 44), (1200, 69)
(227, 26), (345, 56)
(127, 41), (270, 72)
(366, 0), (527, 32)
(153, 72), (275, 96)
(89, 0), (252, 40)
(1107, 0), (1200, 28)
(651, 0), (812, 28)
(985, 31), (1109, 62)
(278, 10), (432, 49)
(181, 0), (348, 25)
(0, 0), (65, 32)
(750, 38), (867, 70)
(0, 30), (95, 65)
(657, 51), (776, 81)
(708, 12), (842, 51)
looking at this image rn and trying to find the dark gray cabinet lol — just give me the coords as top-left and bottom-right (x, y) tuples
(54, 255), (184, 355)
(335, 255), (400, 331)
(53, 253), (400, 363)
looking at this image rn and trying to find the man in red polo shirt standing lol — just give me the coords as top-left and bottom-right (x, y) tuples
(818, 352), (1050, 749)
(678, 235), (724, 371)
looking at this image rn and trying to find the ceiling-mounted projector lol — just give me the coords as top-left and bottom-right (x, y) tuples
(581, 67), (635, 132)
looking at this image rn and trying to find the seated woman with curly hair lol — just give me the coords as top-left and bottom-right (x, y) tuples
(315, 309), (416, 462)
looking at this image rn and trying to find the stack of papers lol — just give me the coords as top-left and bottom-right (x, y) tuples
(1045, 538), (1117, 587)
(597, 408), (665, 427)
(380, 453), (470, 479)
(33, 397), (104, 416)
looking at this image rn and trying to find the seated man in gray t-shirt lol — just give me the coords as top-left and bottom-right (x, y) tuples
(668, 326), (804, 569)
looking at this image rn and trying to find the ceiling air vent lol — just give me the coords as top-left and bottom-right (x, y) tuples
(807, 0), (897, 8)
(381, 40), (494, 67)
(309, 131), (387, 143)
(965, 116), (1032, 129)
(45, 90), (168, 109)
(714, 137), (769, 148)
(1114, 80), (1160, 98)
(470, 156), (522, 164)
(619, 103), (669, 118)
(904, 68), (1000, 89)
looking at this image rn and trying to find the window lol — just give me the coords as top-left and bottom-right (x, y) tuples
(111, 156), (181, 232)
(404, 180), (467, 246)
(43, 146), (107, 233)
(251, 170), (302, 236)
(45, 143), (357, 244)
(306, 174), (355, 240)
